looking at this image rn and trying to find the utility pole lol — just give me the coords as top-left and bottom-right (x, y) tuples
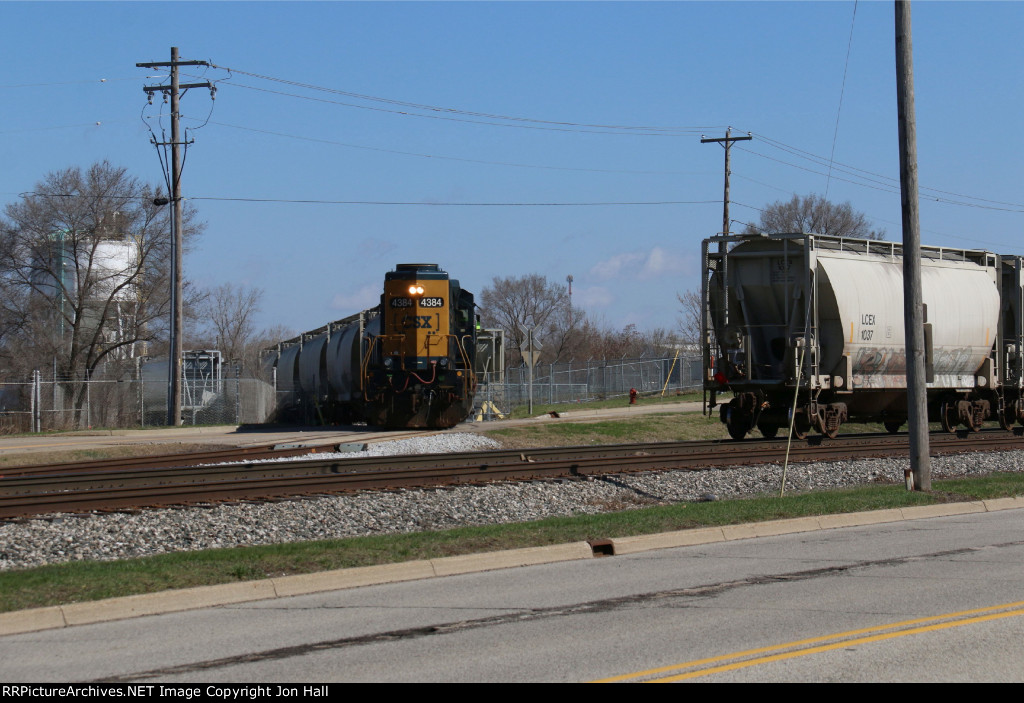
(137, 48), (212, 426)
(566, 274), (573, 329)
(701, 127), (752, 236)
(702, 128), (753, 340)
(895, 1), (931, 490)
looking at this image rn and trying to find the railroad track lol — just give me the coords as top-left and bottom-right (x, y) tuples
(1, 430), (1021, 519)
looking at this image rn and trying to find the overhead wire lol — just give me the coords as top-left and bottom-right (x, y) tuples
(747, 131), (1024, 209)
(0, 76), (157, 88)
(825, 0), (859, 200)
(179, 64), (1020, 215)
(205, 63), (715, 135)
(213, 79), (706, 137)
(199, 119), (711, 177)
(187, 197), (722, 207)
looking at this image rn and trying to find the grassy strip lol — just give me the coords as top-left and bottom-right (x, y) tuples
(1, 473), (1021, 614)
(487, 412), (730, 445)
(485, 411), (940, 447)
(0, 443), (230, 470)
(485, 412), (897, 446)
(507, 392), (703, 419)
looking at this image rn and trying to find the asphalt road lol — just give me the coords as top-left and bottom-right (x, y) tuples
(2, 507), (1022, 682)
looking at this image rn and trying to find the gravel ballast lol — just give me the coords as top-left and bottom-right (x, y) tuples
(1, 433), (1022, 571)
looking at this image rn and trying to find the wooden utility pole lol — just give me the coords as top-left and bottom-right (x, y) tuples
(895, 1), (931, 490)
(701, 127), (752, 236)
(137, 48), (212, 425)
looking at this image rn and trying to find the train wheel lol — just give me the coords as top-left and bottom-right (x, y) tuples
(999, 409), (1014, 432)
(724, 417), (749, 440)
(940, 400), (958, 434)
(758, 423), (779, 439)
(789, 414), (810, 440)
(883, 420), (903, 434)
(724, 407), (749, 441)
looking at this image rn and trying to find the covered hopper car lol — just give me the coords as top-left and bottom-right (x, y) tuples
(702, 232), (1024, 439)
(267, 263), (477, 429)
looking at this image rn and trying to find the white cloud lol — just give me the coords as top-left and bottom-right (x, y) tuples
(641, 246), (690, 277)
(590, 247), (693, 281)
(575, 286), (614, 308)
(330, 284), (380, 312)
(589, 252), (645, 280)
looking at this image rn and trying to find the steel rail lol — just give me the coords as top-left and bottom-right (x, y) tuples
(1, 430), (1020, 519)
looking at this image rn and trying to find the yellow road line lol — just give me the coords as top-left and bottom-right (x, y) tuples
(594, 599), (1024, 683)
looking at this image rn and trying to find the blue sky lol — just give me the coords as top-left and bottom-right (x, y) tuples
(3, 1), (1023, 339)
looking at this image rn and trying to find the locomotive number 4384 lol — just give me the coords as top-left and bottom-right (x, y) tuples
(390, 296), (445, 308)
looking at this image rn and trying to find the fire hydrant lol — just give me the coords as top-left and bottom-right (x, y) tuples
(629, 388), (638, 405)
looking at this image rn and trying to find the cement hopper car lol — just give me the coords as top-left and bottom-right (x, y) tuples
(701, 232), (1013, 439)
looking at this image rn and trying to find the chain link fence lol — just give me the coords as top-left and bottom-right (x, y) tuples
(473, 354), (702, 419)
(1, 354), (700, 431)
(0, 367), (275, 433)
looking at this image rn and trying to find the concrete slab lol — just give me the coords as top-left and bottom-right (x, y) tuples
(0, 606), (66, 637)
(900, 502), (986, 520)
(272, 560), (435, 597)
(983, 496), (1024, 512)
(818, 509), (905, 529)
(749, 516), (822, 537)
(721, 524), (759, 541)
(61, 579), (277, 627)
(610, 527), (726, 555)
(430, 542), (593, 577)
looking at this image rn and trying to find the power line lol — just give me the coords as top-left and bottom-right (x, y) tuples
(215, 79), (705, 137)
(0, 76), (161, 89)
(207, 63), (717, 135)
(0, 121), (116, 134)
(748, 131), (1024, 209)
(200, 119), (712, 176)
(187, 197), (722, 206)
(825, 0), (859, 200)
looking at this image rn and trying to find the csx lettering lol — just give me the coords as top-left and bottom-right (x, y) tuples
(403, 316), (433, 329)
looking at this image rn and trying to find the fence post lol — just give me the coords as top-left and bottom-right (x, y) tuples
(31, 370), (39, 433)
(139, 358), (145, 427)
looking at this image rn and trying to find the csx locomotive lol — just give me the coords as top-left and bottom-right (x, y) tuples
(267, 263), (477, 428)
(703, 232), (1024, 439)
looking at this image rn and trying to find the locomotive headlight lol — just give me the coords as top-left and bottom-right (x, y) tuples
(407, 285), (425, 295)
(384, 357), (395, 369)
(439, 357), (449, 368)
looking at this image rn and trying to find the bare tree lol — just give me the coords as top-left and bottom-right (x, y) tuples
(479, 274), (578, 364)
(676, 289), (702, 346)
(0, 161), (203, 424)
(194, 283), (264, 370)
(745, 194), (885, 240)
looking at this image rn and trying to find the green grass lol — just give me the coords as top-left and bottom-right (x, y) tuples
(486, 412), (730, 445)
(485, 412), (905, 447)
(507, 391), (703, 419)
(0, 443), (226, 470)
(1, 472), (1021, 614)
